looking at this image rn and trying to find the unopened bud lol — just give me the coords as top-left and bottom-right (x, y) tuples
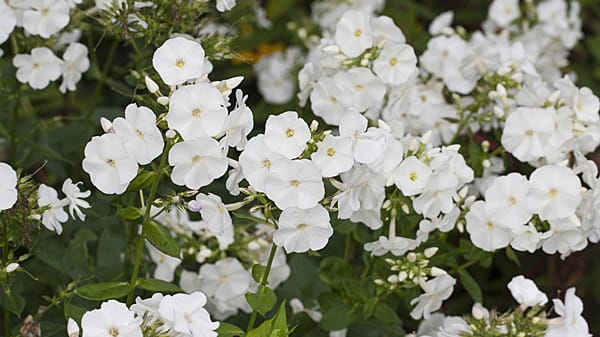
(407, 252), (417, 263)
(493, 106), (505, 119)
(482, 159), (491, 168)
(401, 204), (410, 214)
(481, 140), (490, 153)
(430, 266), (447, 277)
(6, 263), (19, 273)
(165, 129), (177, 139)
(398, 271), (408, 282)
(421, 131), (432, 145)
(387, 274), (399, 284)
(424, 247), (438, 258)
(157, 96), (170, 105)
(496, 83), (507, 98)
(145, 76), (159, 94)
(310, 120), (319, 132)
(100, 117), (113, 133)
(322, 45), (340, 54)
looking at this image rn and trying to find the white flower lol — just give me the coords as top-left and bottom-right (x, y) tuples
(130, 293), (163, 325)
(168, 138), (228, 190)
(113, 104), (164, 165)
(22, 0), (70, 38)
(545, 288), (591, 337)
(222, 90), (253, 150)
(157, 292), (219, 337)
(82, 134), (138, 195)
(167, 83), (227, 140)
(0, 1), (16, 44)
(484, 173), (532, 227)
(263, 159), (325, 210)
(334, 68), (386, 112)
(501, 107), (555, 162)
(526, 165), (582, 220)
(334, 10), (373, 57)
(216, 0), (236, 12)
(373, 43), (417, 85)
(61, 178), (91, 221)
(429, 11), (453, 35)
(238, 135), (288, 192)
(392, 156), (432, 196)
(510, 223), (542, 253)
(488, 0), (520, 28)
(146, 241), (181, 282)
(413, 172), (458, 219)
(59, 42), (90, 93)
(152, 37), (206, 85)
(273, 205), (333, 253)
(13, 47), (62, 90)
(38, 184), (68, 235)
(309, 77), (347, 125)
(410, 274), (456, 320)
(198, 258), (251, 314)
(507, 275), (548, 307)
(466, 201), (512, 252)
(0, 163), (18, 211)
(363, 236), (417, 257)
(81, 300), (142, 337)
(264, 111), (311, 159)
(311, 135), (354, 178)
(191, 193), (232, 236)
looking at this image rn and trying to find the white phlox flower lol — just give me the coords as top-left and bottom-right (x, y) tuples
(311, 135), (354, 178)
(113, 103), (164, 165)
(167, 83), (228, 140)
(334, 10), (373, 58)
(264, 111), (311, 159)
(273, 204), (333, 253)
(263, 159), (325, 210)
(466, 200), (512, 252)
(157, 292), (219, 337)
(81, 300), (142, 337)
(152, 37), (206, 85)
(13, 47), (63, 90)
(190, 193), (232, 236)
(0, 1), (17, 44)
(526, 165), (582, 221)
(238, 135), (288, 192)
(61, 178), (91, 221)
(82, 133), (139, 195)
(410, 274), (456, 320)
(168, 138), (228, 190)
(59, 42), (90, 93)
(0, 162), (18, 211)
(545, 288), (591, 337)
(22, 0), (70, 38)
(222, 89), (253, 150)
(507, 275), (548, 307)
(38, 184), (68, 235)
(146, 241), (181, 282)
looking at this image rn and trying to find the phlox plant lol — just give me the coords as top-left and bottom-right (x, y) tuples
(0, 1), (599, 337)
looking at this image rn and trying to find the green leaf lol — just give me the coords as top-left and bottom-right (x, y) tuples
(77, 282), (132, 301)
(374, 303), (401, 324)
(246, 285), (277, 316)
(320, 304), (356, 331)
(247, 301), (289, 337)
(505, 246), (521, 267)
(127, 170), (155, 192)
(343, 279), (369, 301)
(145, 220), (181, 258)
(138, 278), (182, 293)
(458, 269), (483, 303)
(252, 264), (266, 284)
(363, 297), (378, 318)
(217, 322), (245, 337)
(63, 229), (97, 280)
(1, 289), (25, 316)
(117, 207), (142, 221)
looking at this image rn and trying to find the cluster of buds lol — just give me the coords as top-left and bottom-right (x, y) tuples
(374, 247), (445, 290)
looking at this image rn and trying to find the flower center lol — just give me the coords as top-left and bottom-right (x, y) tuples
(487, 222), (494, 230)
(548, 189), (558, 199)
(290, 179), (300, 187)
(330, 96), (337, 104)
(286, 128), (295, 137)
(176, 59), (185, 68)
(192, 108), (201, 118)
(40, 8), (49, 16)
(525, 130), (534, 137)
(263, 159), (271, 169)
(136, 130), (144, 139)
(354, 29), (362, 37)
(106, 159), (116, 168)
(508, 196), (517, 206)
(409, 172), (418, 181)
(32, 63), (40, 69)
(327, 147), (335, 157)
(109, 327), (119, 337)
(354, 84), (363, 92)
(192, 155), (201, 163)
(389, 58), (397, 66)
(297, 223), (306, 231)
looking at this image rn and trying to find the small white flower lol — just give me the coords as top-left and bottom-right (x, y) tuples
(22, 0), (70, 38)
(222, 89), (253, 150)
(263, 159), (325, 210)
(488, 0), (520, 27)
(61, 178), (91, 221)
(82, 133), (139, 195)
(501, 107), (555, 162)
(81, 300), (142, 337)
(526, 165), (582, 220)
(264, 111), (311, 159)
(410, 274), (456, 320)
(0, 2), (16, 44)
(216, 0), (236, 12)
(152, 37), (206, 85)
(334, 10), (373, 57)
(392, 156), (432, 196)
(38, 184), (68, 235)
(311, 135), (354, 178)
(466, 201), (512, 252)
(545, 288), (591, 337)
(0, 162), (18, 211)
(192, 193), (232, 236)
(168, 138), (228, 190)
(507, 275), (548, 307)
(113, 103), (164, 165)
(167, 83), (227, 140)
(273, 205), (333, 253)
(59, 42), (90, 93)
(198, 257), (250, 310)
(13, 47), (62, 90)
(373, 43), (417, 86)
(158, 292), (219, 337)
(484, 173), (532, 227)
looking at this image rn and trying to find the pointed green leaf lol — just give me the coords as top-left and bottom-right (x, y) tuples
(77, 282), (132, 301)
(458, 269), (482, 303)
(245, 285), (277, 316)
(217, 322), (245, 337)
(138, 278), (182, 293)
(320, 304), (356, 331)
(145, 220), (181, 258)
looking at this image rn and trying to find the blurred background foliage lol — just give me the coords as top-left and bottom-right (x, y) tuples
(1, 0), (600, 335)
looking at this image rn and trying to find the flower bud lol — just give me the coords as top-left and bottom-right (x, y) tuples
(6, 263), (19, 273)
(165, 129), (177, 139)
(100, 117), (113, 133)
(145, 76), (160, 94)
(424, 247), (438, 258)
(157, 96), (170, 105)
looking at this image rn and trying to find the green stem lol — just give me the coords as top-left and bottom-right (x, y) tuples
(126, 142), (171, 305)
(343, 234), (352, 261)
(86, 39), (119, 121)
(246, 243), (278, 331)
